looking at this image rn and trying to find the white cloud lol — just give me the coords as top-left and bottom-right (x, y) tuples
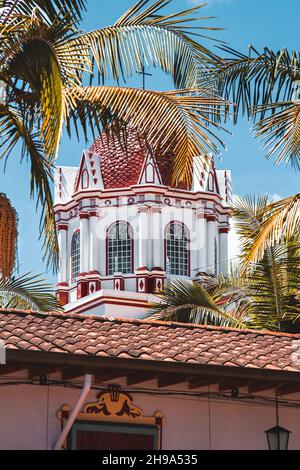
(269, 193), (283, 202)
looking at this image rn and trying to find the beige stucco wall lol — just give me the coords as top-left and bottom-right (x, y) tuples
(0, 379), (299, 450)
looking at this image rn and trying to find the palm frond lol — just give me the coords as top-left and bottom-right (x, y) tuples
(215, 45), (300, 169)
(0, 0), (86, 23)
(0, 105), (58, 271)
(4, 11), (64, 161)
(0, 1), (227, 273)
(233, 194), (271, 263)
(150, 279), (246, 328)
(240, 193), (300, 274)
(217, 45), (300, 122)
(70, 0), (223, 89)
(0, 272), (61, 312)
(245, 241), (300, 331)
(65, 85), (229, 186)
(150, 245), (300, 332)
(254, 101), (300, 169)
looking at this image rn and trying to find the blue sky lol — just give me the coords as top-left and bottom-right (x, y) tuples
(1, 0), (299, 283)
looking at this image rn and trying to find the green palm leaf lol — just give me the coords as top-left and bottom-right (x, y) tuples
(245, 242), (300, 331)
(69, 0), (223, 88)
(66, 85), (229, 186)
(239, 194), (300, 274)
(0, 1), (225, 271)
(0, 0), (86, 22)
(150, 279), (246, 328)
(0, 105), (58, 270)
(0, 272), (61, 312)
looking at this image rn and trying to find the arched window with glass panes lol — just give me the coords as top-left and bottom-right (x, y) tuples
(71, 231), (80, 282)
(166, 222), (190, 276)
(107, 222), (133, 275)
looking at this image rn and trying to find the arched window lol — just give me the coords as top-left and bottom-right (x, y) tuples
(166, 222), (189, 276)
(208, 173), (215, 192)
(81, 169), (89, 189)
(146, 163), (155, 183)
(71, 231), (80, 281)
(108, 222), (133, 275)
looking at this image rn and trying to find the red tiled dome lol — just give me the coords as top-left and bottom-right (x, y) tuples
(89, 129), (189, 190)
(89, 129), (146, 190)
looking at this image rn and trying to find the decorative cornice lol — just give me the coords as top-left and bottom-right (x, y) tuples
(78, 272), (88, 278)
(151, 206), (162, 214)
(195, 211), (206, 219)
(205, 214), (218, 222)
(55, 190), (231, 218)
(79, 212), (90, 220)
(219, 227), (230, 234)
(138, 205), (149, 214)
(56, 224), (68, 231)
(89, 210), (101, 218)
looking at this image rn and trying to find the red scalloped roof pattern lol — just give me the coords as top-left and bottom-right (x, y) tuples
(89, 130), (189, 190)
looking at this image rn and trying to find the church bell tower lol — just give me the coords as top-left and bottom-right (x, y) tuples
(54, 129), (232, 318)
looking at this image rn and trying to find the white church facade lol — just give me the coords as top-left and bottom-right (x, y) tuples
(54, 130), (232, 318)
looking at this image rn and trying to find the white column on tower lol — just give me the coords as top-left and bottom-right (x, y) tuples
(151, 207), (162, 270)
(206, 215), (216, 273)
(196, 208), (207, 274)
(219, 227), (230, 274)
(89, 210), (100, 273)
(79, 212), (90, 274)
(138, 206), (149, 269)
(57, 224), (68, 284)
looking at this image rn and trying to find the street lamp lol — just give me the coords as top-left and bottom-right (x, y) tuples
(265, 398), (291, 450)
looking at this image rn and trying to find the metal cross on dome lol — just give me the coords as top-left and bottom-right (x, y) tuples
(136, 64), (152, 90)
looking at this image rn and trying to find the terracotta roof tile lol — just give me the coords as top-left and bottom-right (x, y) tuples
(0, 309), (300, 374)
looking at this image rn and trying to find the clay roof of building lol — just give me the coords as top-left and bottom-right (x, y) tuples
(89, 129), (189, 190)
(0, 309), (300, 373)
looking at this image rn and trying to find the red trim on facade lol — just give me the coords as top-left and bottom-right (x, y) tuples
(74, 153), (86, 193)
(66, 295), (151, 315)
(57, 224), (68, 231)
(55, 189), (230, 221)
(57, 283), (69, 288)
(79, 212), (90, 220)
(114, 276), (125, 291)
(205, 215), (218, 222)
(77, 278), (88, 299)
(136, 272), (152, 294)
(219, 227), (230, 234)
(138, 153), (163, 186)
(89, 211), (99, 218)
(57, 290), (69, 307)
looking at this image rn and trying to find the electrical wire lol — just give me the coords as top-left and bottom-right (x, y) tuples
(1, 378), (300, 410)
